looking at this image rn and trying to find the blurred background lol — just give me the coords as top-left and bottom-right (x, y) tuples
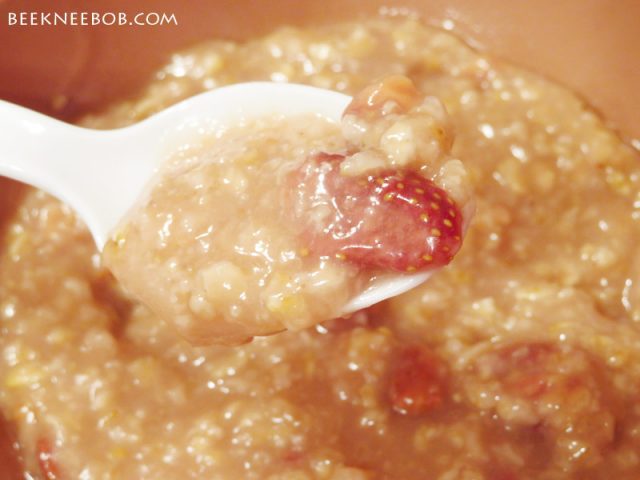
(0, 0), (639, 140)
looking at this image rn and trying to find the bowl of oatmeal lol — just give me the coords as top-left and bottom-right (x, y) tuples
(1, 1), (640, 479)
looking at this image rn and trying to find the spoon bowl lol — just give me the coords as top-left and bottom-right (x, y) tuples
(0, 82), (432, 315)
(0, 83), (352, 247)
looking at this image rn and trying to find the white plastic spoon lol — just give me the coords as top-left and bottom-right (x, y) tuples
(0, 82), (432, 314)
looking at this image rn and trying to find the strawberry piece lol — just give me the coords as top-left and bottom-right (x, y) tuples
(344, 75), (422, 121)
(292, 153), (463, 272)
(37, 437), (61, 480)
(468, 342), (619, 465)
(388, 346), (448, 415)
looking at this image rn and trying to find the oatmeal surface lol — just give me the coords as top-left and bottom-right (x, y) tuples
(2, 17), (640, 480)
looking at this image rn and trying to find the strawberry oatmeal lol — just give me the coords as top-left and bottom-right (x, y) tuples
(2, 16), (640, 480)
(103, 76), (472, 345)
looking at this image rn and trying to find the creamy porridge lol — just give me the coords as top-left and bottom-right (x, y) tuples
(2, 16), (640, 480)
(103, 76), (472, 345)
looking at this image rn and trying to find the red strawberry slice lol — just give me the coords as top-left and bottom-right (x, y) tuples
(291, 153), (463, 272)
(388, 346), (448, 415)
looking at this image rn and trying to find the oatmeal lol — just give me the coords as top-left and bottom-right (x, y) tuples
(103, 76), (471, 345)
(2, 16), (640, 480)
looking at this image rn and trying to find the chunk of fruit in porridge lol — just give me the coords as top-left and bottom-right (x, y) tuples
(388, 345), (448, 415)
(102, 77), (472, 345)
(292, 160), (463, 272)
(341, 75), (455, 173)
(464, 343), (620, 469)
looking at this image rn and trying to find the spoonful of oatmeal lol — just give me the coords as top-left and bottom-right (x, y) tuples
(0, 76), (473, 344)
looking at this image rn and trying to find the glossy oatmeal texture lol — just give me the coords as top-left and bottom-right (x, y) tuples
(2, 17), (640, 480)
(102, 77), (470, 345)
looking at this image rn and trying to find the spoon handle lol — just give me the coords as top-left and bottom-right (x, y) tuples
(0, 100), (125, 246)
(0, 100), (97, 198)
